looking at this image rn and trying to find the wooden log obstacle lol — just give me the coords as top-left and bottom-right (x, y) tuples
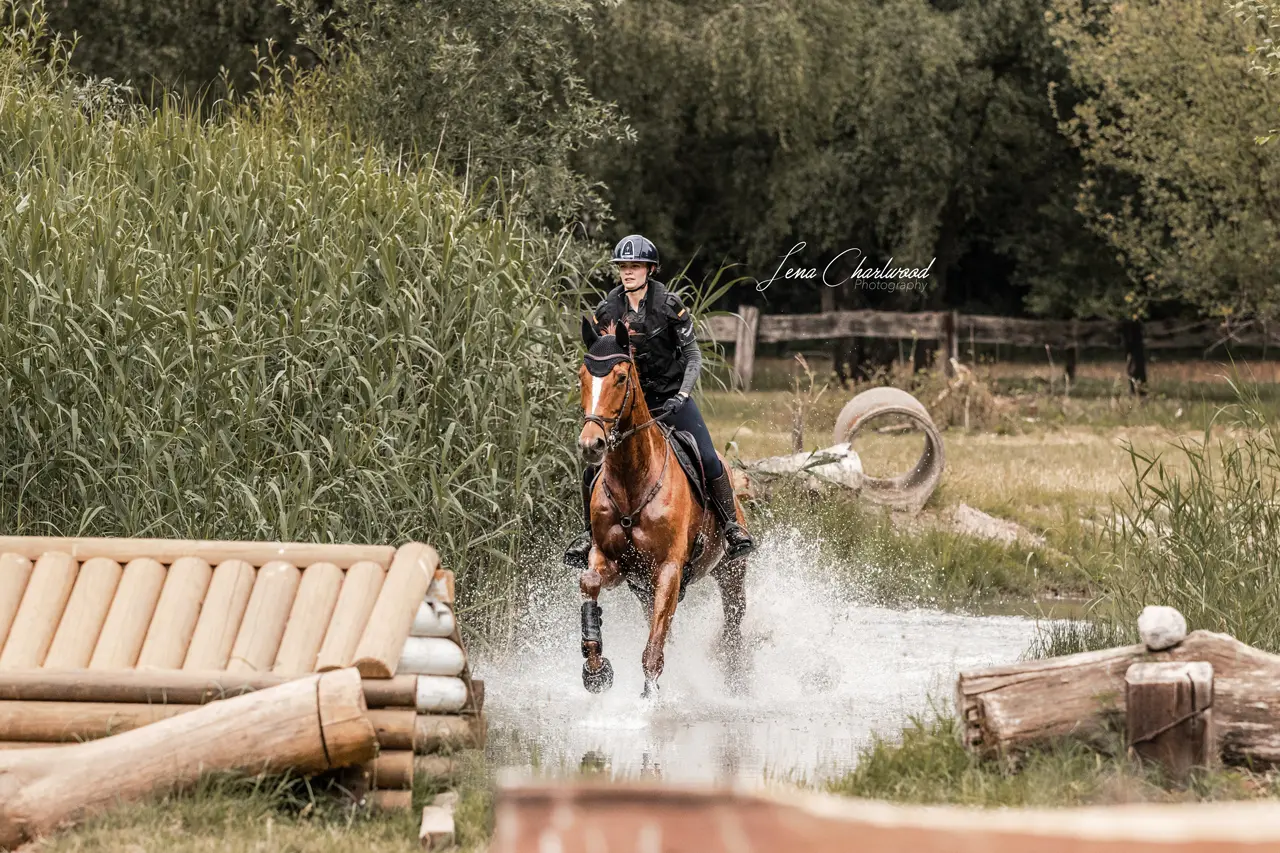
(955, 607), (1274, 778)
(0, 537), (484, 812)
(0, 668), (377, 849)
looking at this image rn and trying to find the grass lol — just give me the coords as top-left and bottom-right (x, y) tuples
(828, 715), (1280, 807)
(0, 9), (587, 636)
(47, 754), (493, 852)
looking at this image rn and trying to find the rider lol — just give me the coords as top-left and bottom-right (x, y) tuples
(564, 234), (755, 568)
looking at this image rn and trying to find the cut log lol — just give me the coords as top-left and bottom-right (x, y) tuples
(352, 544), (438, 678)
(0, 536), (394, 570)
(397, 637), (466, 676)
(1126, 662), (1215, 782)
(0, 554), (34, 653)
(0, 670), (423, 708)
(957, 631), (1280, 764)
(137, 556), (213, 669)
(43, 557), (122, 668)
(365, 710), (482, 753)
(89, 557), (166, 669)
(273, 561), (343, 675)
(0, 668), (376, 849)
(0, 700), (196, 741)
(0, 552), (78, 669)
(420, 791), (458, 850)
(315, 560), (385, 671)
(416, 675), (469, 712)
(368, 789), (413, 812)
(367, 749), (414, 789)
(183, 559), (255, 670)
(411, 601), (456, 638)
(227, 560), (300, 673)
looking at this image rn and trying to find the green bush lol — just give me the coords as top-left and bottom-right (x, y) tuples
(0, 9), (583, 633)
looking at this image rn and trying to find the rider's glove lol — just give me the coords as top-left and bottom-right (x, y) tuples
(657, 393), (688, 419)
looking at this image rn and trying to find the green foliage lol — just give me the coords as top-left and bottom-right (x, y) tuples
(18, 0), (301, 101)
(1098, 379), (1280, 653)
(1050, 0), (1280, 323)
(0, 8), (582, 632)
(282, 0), (628, 229)
(829, 713), (1272, 806)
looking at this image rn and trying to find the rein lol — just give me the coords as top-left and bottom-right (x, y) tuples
(582, 356), (670, 532)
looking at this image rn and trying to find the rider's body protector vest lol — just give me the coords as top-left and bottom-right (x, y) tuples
(591, 279), (694, 404)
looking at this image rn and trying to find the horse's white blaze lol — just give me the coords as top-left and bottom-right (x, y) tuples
(589, 376), (603, 415)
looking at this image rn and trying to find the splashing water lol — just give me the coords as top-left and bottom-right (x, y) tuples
(476, 526), (1041, 786)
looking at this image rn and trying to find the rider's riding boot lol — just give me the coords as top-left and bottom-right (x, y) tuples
(563, 467), (597, 569)
(708, 468), (755, 559)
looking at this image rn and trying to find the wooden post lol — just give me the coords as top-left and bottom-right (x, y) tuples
(0, 554), (33, 653)
(183, 559), (255, 671)
(942, 311), (958, 377)
(137, 556), (212, 669)
(315, 560), (386, 671)
(0, 552), (78, 669)
(352, 544), (437, 678)
(733, 305), (760, 391)
(89, 557), (166, 670)
(1126, 661), (1215, 782)
(1122, 319), (1147, 395)
(0, 669), (376, 849)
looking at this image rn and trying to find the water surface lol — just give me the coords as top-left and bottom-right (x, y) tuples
(477, 527), (1043, 786)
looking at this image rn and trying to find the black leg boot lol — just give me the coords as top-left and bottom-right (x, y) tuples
(708, 468), (755, 559)
(563, 466), (597, 569)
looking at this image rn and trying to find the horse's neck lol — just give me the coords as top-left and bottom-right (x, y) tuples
(604, 401), (665, 496)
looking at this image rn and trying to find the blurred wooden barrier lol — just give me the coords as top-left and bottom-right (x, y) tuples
(492, 780), (1280, 852)
(0, 536), (485, 809)
(700, 309), (1280, 390)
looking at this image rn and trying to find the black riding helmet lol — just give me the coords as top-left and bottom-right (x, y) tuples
(610, 234), (659, 268)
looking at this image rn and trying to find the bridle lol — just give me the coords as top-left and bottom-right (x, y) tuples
(581, 353), (669, 530)
(582, 354), (663, 453)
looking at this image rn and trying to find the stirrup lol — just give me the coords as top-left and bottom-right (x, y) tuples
(564, 530), (592, 569)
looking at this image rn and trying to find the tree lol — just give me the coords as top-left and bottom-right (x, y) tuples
(1050, 0), (1280, 325)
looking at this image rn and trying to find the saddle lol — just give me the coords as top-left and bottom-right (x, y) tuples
(663, 425), (709, 508)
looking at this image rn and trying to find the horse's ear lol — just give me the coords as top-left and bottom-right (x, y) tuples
(616, 322), (630, 352)
(581, 315), (598, 347)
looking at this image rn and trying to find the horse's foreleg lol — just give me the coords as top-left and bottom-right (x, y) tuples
(713, 557), (748, 692)
(580, 546), (621, 694)
(641, 560), (681, 697)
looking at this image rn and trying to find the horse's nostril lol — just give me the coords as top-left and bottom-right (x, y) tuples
(591, 437), (605, 450)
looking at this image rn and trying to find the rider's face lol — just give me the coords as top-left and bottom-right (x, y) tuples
(617, 262), (650, 290)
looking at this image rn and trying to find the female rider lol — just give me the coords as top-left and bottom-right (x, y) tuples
(563, 234), (755, 568)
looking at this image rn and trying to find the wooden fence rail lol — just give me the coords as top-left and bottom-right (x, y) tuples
(699, 309), (1280, 390)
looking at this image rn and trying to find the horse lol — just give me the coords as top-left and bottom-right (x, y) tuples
(576, 318), (749, 698)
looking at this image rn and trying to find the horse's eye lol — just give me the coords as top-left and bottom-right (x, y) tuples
(615, 374), (626, 384)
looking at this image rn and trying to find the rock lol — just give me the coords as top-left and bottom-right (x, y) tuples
(951, 503), (1046, 548)
(1138, 605), (1187, 651)
(742, 443), (864, 491)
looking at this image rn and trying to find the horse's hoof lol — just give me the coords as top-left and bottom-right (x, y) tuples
(641, 678), (659, 699)
(583, 658), (614, 693)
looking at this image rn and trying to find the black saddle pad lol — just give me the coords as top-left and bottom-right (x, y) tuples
(666, 427), (708, 508)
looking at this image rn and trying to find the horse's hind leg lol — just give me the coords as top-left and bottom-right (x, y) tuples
(641, 560), (681, 698)
(580, 547), (621, 693)
(713, 557), (748, 692)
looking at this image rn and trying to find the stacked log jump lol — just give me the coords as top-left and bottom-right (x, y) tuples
(0, 536), (484, 813)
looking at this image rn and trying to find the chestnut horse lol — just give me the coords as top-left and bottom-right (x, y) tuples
(577, 319), (748, 698)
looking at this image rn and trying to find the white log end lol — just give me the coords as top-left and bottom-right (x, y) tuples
(415, 675), (469, 713)
(410, 600), (456, 638)
(398, 637), (466, 676)
(1138, 605), (1187, 651)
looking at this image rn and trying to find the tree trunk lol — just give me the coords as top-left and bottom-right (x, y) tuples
(1122, 320), (1147, 395)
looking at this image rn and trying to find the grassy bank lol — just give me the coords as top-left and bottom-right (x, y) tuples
(0, 12), (583, 633)
(830, 715), (1278, 807)
(45, 757), (492, 852)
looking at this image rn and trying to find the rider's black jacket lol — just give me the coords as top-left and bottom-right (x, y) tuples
(590, 279), (696, 404)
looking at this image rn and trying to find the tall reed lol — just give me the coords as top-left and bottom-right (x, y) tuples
(0, 8), (584, 635)
(1099, 378), (1280, 652)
